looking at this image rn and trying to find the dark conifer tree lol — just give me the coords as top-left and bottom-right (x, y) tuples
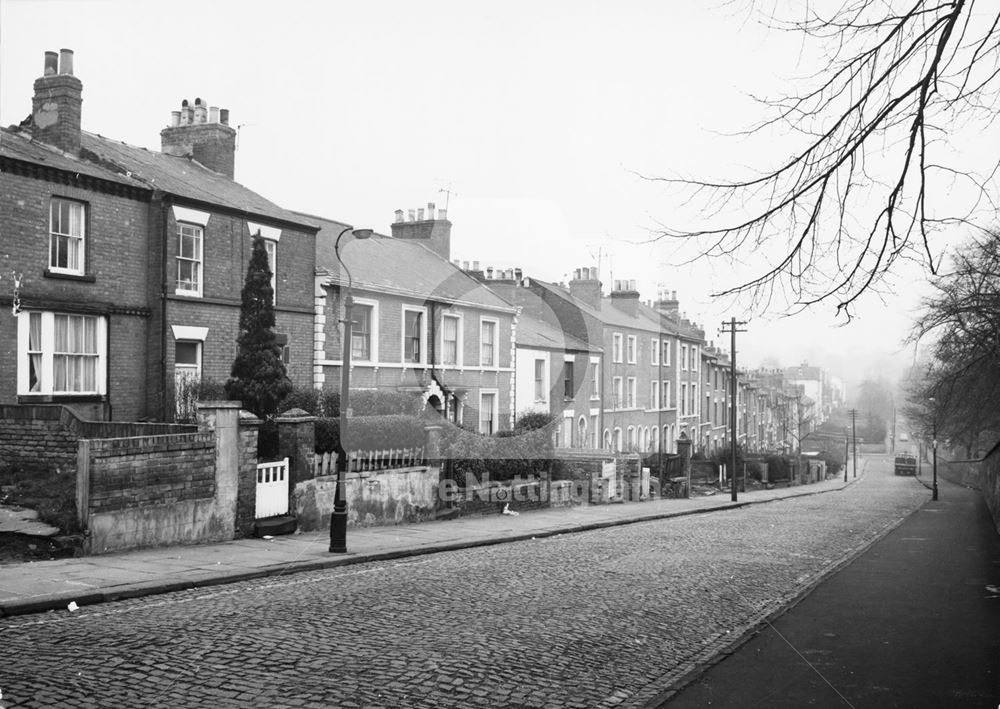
(226, 235), (292, 418)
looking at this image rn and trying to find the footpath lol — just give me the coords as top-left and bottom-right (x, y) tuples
(0, 465), (867, 618)
(661, 466), (1000, 708)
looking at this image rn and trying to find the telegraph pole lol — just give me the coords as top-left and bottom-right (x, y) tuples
(844, 427), (849, 483)
(848, 408), (858, 478)
(720, 317), (747, 502)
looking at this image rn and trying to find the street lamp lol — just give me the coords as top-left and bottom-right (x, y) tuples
(928, 396), (939, 502)
(330, 225), (373, 554)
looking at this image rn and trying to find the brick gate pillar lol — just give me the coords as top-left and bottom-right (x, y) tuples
(676, 432), (693, 498)
(277, 408), (317, 492)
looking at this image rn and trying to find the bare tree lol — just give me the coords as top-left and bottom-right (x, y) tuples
(907, 232), (1000, 454)
(652, 1), (1000, 318)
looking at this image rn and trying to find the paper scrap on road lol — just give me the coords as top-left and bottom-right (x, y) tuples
(67, 601), (78, 612)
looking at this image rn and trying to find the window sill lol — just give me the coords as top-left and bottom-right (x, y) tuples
(18, 393), (106, 403)
(44, 269), (95, 283)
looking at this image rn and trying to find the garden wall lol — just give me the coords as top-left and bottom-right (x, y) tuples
(981, 443), (1000, 535)
(0, 404), (195, 474)
(77, 402), (258, 554)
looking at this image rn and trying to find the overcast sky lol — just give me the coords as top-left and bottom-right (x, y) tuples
(1, 0), (943, 388)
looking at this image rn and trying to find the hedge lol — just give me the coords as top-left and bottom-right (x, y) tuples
(315, 414), (426, 453)
(439, 418), (556, 482)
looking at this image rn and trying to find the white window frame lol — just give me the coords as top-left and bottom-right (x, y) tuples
(613, 376), (623, 409)
(441, 313), (463, 367)
(663, 380), (671, 409)
(534, 358), (548, 403)
(401, 305), (428, 365)
(627, 335), (637, 364)
(264, 239), (277, 304)
(681, 344), (688, 371)
(627, 377), (637, 409)
(651, 338), (659, 366)
(681, 383), (688, 416)
(17, 311), (107, 395)
(590, 357), (601, 400)
(663, 339), (671, 366)
(480, 317), (499, 368)
(479, 389), (499, 435)
(350, 298), (378, 363)
(176, 222), (204, 297)
(612, 333), (623, 363)
(563, 355), (575, 400)
(650, 380), (660, 410)
(48, 197), (86, 276)
(614, 427), (623, 452)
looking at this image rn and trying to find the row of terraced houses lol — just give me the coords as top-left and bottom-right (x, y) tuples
(0, 50), (845, 456)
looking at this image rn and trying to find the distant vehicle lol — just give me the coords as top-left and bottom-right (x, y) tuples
(894, 455), (917, 476)
(900, 433), (909, 442)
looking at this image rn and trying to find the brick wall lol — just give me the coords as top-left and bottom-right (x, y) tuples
(0, 405), (80, 471)
(86, 433), (216, 513)
(0, 404), (196, 472)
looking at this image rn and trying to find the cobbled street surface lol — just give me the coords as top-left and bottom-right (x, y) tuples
(0, 457), (927, 709)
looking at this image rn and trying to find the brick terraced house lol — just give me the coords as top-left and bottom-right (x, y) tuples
(311, 207), (517, 432)
(0, 50), (319, 421)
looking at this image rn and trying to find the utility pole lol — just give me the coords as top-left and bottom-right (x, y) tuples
(844, 426), (849, 483)
(848, 408), (858, 478)
(720, 317), (747, 502)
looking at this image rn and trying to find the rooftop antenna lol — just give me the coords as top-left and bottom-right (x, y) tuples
(437, 186), (458, 212)
(236, 123), (253, 151)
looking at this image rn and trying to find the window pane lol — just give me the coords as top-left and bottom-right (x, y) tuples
(176, 341), (200, 365)
(404, 311), (422, 362)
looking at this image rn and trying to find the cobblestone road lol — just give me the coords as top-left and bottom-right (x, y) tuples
(0, 458), (927, 709)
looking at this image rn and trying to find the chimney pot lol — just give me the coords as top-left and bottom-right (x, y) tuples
(408, 209), (416, 221)
(629, 279), (636, 291)
(472, 260), (480, 271)
(427, 202), (436, 219)
(209, 106), (219, 123)
(219, 108), (229, 125)
(395, 209), (405, 223)
(170, 110), (181, 127)
(195, 97), (203, 106)
(418, 208), (425, 221)
(462, 261), (470, 270)
(590, 266), (598, 280)
(182, 99), (189, 108)
(58, 48), (74, 75)
(194, 103), (207, 124)
(439, 208), (447, 220)
(514, 267), (523, 281)
(43, 51), (58, 76)
(486, 266), (494, 278)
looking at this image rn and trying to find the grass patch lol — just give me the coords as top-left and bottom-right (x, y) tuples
(0, 462), (80, 534)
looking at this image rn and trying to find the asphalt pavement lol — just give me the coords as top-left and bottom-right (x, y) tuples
(660, 469), (1000, 708)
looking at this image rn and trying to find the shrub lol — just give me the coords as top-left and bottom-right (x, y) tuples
(314, 414), (426, 453)
(513, 411), (555, 433)
(278, 386), (321, 416)
(349, 390), (424, 417)
(439, 418), (556, 482)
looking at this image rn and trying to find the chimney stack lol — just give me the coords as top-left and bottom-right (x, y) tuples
(568, 265), (602, 310)
(160, 96), (237, 178)
(390, 202), (453, 260)
(31, 48), (83, 154)
(609, 277), (640, 316)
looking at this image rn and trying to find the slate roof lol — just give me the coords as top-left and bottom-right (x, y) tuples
(0, 126), (317, 230)
(308, 213), (516, 313)
(517, 311), (601, 353)
(528, 278), (671, 335)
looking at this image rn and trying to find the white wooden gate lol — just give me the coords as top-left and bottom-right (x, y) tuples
(255, 458), (289, 518)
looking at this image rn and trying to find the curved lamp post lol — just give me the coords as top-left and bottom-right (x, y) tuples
(330, 226), (373, 554)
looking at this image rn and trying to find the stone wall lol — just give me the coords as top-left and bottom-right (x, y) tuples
(293, 465), (440, 531)
(981, 445), (1000, 535)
